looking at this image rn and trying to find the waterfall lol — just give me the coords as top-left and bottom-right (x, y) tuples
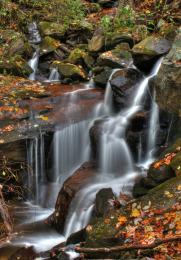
(27, 134), (45, 205)
(53, 120), (91, 184)
(28, 22), (41, 80)
(145, 95), (159, 164)
(28, 49), (39, 80)
(64, 58), (163, 237)
(48, 67), (60, 82)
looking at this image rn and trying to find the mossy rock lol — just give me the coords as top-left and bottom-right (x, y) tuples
(39, 36), (61, 56)
(88, 29), (105, 52)
(97, 43), (133, 68)
(54, 61), (87, 81)
(39, 21), (67, 38)
(67, 48), (87, 64)
(132, 35), (171, 56)
(0, 55), (32, 77)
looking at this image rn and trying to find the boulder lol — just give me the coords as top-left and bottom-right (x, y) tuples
(155, 27), (181, 116)
(93, 66), (113, 87)
(0, 29), (32, 77)
(97, 43), (133, 68)
(54, 62), (87, 81)
(147, 164), (176, 184)
(39, 36), (61, 56)
(88, 29), (105, 52)
(110, 68), (143, 109)
(132, 35), (171, 71)
(39, 21), (66, 38)
(48, 162), (97, 233)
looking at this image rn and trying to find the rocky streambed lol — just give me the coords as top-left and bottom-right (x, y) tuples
(0, 0), (181, 259)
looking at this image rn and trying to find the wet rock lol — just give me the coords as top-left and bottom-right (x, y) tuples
(66, 228), (87, 245)
(54, 62), (87, 81)
(49, 162), (97, 233)
(89, 118), (106, 159)
(93, 66), (113, 87)
(88, 29), (105, 52)
(9, 246), (37, 260)
(97, 43), (133, 68)
(155, 27), (181, 116)
(128, 111), (148, 132)
(132, 35), (171, 71)
(94, 188), (114, 217)
(132, 182), (148, 197)
(39, 21), (66, 38)
(39, 36), (61, 56)
(110, 68), (143, 109)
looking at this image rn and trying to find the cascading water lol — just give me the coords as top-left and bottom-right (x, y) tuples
(28, 49), (39, 80)
(28, 22), (41, 80)
(53, 120), (91, 184)
(48, 67), (60, 82)
(64, 58), (163, 237)
(28, 22), (41, 44)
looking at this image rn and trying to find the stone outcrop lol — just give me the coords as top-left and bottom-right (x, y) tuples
(155, 27), (181, 117)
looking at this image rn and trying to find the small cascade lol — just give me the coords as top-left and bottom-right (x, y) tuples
(28, 22), (41, 80)
(64, 58), (163, 236)
(28, 49), (39, 80)
(48, 67), (60, 82)
(85, 71), (95, 89)
(28, 22), (41, 44)
(53, 121), (91, 184)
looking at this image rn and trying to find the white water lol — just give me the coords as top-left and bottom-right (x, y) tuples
(64, 58), (163, 237)
(104, 69), (121, 114)
(28, 50), (39, 80)
(28, 22), (41, 44)
(48, 67), (60, 82)
(53, 120), (91, 184)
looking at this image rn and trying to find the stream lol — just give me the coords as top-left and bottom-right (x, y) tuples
(0, 38), (163, 258)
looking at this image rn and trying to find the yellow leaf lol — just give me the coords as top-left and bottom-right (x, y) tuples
(38, 115), (49, 121)
(164, 191), (173, 198)
(131, 208), (141, 218)
(177, 185), (181, 191)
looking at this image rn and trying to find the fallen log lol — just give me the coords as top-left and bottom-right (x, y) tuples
(75, 236), (181, 254)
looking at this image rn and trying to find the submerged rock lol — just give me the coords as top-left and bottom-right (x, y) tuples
(48, 162), (97, 233)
